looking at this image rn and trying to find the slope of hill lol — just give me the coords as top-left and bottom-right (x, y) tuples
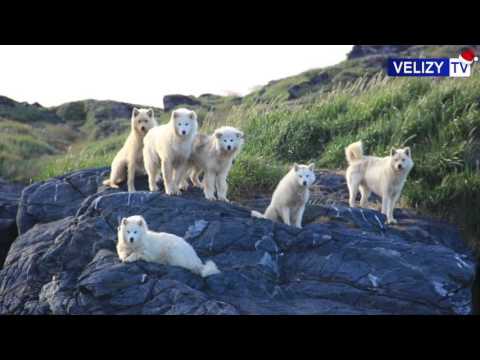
(1, 44), (479, 248)
(245, 45), (480, 103)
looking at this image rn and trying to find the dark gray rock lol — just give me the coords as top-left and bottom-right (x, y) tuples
(347, 45), (415, 60)
(0, 96), (16, 108)
(287, 72), (331, 100)
(0, 178), (25, 267)
(163, 95), (201, 112)
(17, 167), (111, 235)
(0, 168), (475, 314)
(473, 262), (480, 315)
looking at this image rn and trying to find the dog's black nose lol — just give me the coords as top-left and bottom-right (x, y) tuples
(303, 181), (307, 186)
(398, 164), (403, 170)
(141, 127), (145, 132)
(129, 237), (134, 243)
(182, 130), (186, 135)
(227, 145), (231, 150)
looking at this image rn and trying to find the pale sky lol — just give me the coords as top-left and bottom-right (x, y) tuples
(0, 45), (353, 108)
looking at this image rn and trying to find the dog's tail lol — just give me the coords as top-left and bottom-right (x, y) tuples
(345, 141), (364, 164)
(103, 179), (120, 188)
(251, 210), (266, 219)
(201, 260), (221, 278)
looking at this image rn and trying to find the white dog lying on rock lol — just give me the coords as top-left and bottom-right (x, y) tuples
(117, 215), (220, 278)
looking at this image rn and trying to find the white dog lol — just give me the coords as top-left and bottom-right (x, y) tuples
(185, 126), (244, 201)
(345, 140), (414, 224)
(103, 108), (157, 192)
(143, 108), (198, 195)
(251, 163), (316, 228)
(117, 215), (220, 278)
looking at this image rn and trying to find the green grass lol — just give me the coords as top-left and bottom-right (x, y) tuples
(32, 134), (125, 181)
(0, 101), (61, 124)
(227, 73), (480, 247)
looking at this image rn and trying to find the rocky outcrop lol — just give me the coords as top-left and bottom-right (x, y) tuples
(0, 178), (25, 267)
(288, 72), (331, 100)
(473, 263), (480, 315)
(163, 95), (201, 112)
(347, 45), (415, 60)
(0, 168), (475, 314)
(54, 100), (164, 139)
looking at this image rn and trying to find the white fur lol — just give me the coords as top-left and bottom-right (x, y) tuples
(103, 108), (157, 192)
(117, 215), (220, 278)
(251, 163), (316, 228)
(184, 126), (244, 201)
(345, 140), (414, 224)
(143, 108), (198, 195)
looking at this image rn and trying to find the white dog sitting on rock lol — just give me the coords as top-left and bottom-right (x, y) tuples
(251, 163), (316, 228)
(103, 108), (157, 192)
(117, 215), (220, 278)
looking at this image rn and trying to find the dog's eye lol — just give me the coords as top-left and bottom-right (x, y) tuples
(224, 140), (227, 143)
(134, 231), (137, 234)
(127, 230), (130, 234)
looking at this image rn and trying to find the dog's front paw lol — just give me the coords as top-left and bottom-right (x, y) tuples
(217, 196), (229, 202)
(386, 218), (398, 225)
(205, 194), (216, 201)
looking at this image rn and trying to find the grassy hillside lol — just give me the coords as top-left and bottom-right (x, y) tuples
(246, 45), (480, 103)
(1, 44), (479, 249)
(229, 73), (480, 247)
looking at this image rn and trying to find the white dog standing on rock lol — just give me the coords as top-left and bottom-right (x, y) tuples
(185, 126), (244, 201)
(103, 108), (157, 192)
(143, 108), (198, 195)
(117, 215), (220, 278)
(251, 163), (316, 228)
(345, 140), (414, 224)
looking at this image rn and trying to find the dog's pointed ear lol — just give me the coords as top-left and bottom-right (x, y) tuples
(308, 163), (315, 171)
(189, 111), (196, 120)
(122, 218), (128, 226)
(137, 218), (143, 226)
(236, 130), (245, 139)
(390, 148), (397, 157)
(293, 163), (299, 172)
(173, 110), (179, 119)
(147, 108), (154, 118)
(132, 108), (140, 117)
(215, 131), (223, 139)
(404, 146), (411, 157)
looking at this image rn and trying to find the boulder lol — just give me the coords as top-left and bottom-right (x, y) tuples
(347, 45), (415, 60)
(163, 95), (201, 112)
(1, 168), (475, 314)
(473, 263), (480, 315)
(0, 178), (25, 267)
